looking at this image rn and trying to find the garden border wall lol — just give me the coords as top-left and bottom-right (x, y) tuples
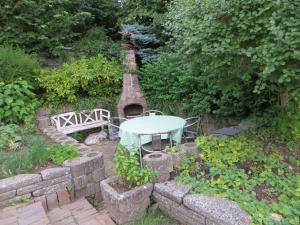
(152, 181), (250, 225)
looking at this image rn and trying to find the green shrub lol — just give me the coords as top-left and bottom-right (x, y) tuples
(115, 145), (157, 187)
(0, 45), (41, 85)
(0, 135), (48, 178)
(38, 55), (122, 105)
(0, 80), (39, 124)
(47, 144), (79, 165)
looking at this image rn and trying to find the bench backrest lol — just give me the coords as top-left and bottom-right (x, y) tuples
(50, 108), (110, 131)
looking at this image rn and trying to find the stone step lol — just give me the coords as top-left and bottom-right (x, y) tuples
(47, 198), (115, 225)
(0, 201), (51, 225)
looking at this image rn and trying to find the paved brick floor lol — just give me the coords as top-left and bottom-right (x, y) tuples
(0, 198), (115, 225)
(48, 198), (115, 225)
(0, 201), (51, 225)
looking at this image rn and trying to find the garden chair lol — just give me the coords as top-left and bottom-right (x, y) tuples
(182, 117), (200, 142)
(144, 110), (164, 116)
(139, 132), (173, 155)
(108, 117), (127, 140)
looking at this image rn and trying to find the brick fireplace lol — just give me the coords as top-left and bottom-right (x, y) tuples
(118, 49), (147, 118)
(118, 73), (147, 118)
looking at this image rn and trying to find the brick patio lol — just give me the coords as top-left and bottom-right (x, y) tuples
(0, 198), (115, 225)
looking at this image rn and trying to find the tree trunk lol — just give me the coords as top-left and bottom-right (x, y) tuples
(278, 85), (289, 110)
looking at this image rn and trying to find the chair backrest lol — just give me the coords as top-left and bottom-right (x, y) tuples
(152, 134), (162, 151)
(109, 117), (127, 128)
(184, 117), (200, 132)
(144, 110), (163, 116)
(50, 108), (110, 131)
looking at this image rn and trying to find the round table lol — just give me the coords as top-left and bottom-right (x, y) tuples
(119, 115), (186, 151)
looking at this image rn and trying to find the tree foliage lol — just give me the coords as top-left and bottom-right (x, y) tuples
(0, 0), (121, 56)
(165, 0), (300, 108)
(141, 0), (300, 117)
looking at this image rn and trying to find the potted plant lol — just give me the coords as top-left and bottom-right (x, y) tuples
(100, 145), (157, 225)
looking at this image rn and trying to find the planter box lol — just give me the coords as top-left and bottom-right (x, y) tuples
(100, 176), (153, 225)
(166, 142), (199, 166)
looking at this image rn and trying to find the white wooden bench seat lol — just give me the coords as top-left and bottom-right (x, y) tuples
(51, 109), (110, 134)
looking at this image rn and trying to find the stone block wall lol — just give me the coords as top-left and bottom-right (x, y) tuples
(0, 168), (71, 209)
(37, 109), (106, 201)
(153, 181), (251, 225)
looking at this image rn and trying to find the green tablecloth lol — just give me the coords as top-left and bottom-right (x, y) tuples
(119, 115), (186, 151)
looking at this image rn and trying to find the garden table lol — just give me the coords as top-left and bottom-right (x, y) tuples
(119, 115), (186, 151)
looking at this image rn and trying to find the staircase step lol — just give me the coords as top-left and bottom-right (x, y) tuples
(0, 201), (51, 225)
(47, 198), (115, 225)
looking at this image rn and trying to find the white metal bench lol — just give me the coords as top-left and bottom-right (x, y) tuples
(50, 109), (110, 134)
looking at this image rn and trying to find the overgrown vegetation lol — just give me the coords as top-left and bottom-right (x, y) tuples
(0, 124), (79, 178)
(115, 145), (157, 187)
(130, 210), (179, 225)
(47, 144), (79, 165)
(176, 133), (300, 225)
(0, 45), (41, 85)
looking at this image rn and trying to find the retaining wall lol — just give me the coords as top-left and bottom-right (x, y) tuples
(152, 181), (251, 225)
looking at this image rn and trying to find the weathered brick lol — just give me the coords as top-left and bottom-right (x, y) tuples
(56, 189), (70, 205)
(32, 181), (71, 197)
(73, 175), (88, 191)
(0, 190), (16, 201)
(40, 167), (70, 180)
(34, 195), (48, 211)
(91, 167), (105, 182)
(46, 192), (58, 210)
(17, 174), (71, 195)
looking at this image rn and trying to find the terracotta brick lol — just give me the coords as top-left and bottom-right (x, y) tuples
(34, 195), (48, 211)
(56, 189), (70, 205)
(46, 192), (58, 210)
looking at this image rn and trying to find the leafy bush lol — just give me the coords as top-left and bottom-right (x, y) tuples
(0, 136), (48, 178)
(176, 135), (300, 225)
(38, 54), (122, 105)
(0, 1), (121, 56)
(0, 125), (22, 152)
(115, 145), (157, 187)
(47, 144), (79, 165)
(0, 45), (41, 85)
(0, 80), (39, 124)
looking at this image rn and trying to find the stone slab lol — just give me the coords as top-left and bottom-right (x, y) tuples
(183, 194), (250, 225)
(40, 167), (70, 180)
(0, 174), (42, 194)
(46, 192), (58, 210)
(32, 181), (71, 197)
(0, 190), (16, 201)
(17, 174), (71, 195)
(153, 192), (205, 225)
(154, 181), (192, 204)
